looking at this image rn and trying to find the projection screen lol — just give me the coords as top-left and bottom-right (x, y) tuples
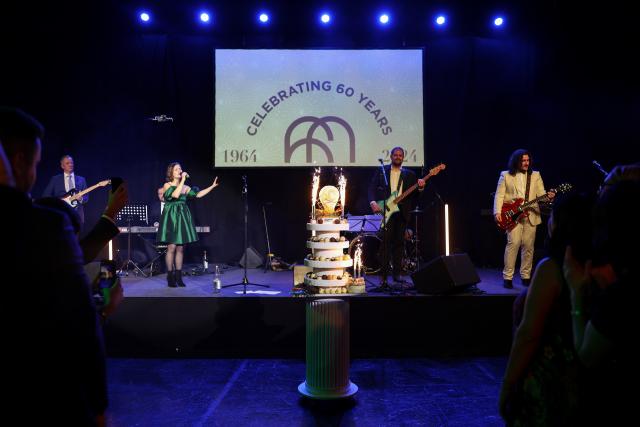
(215, 49), (423, 167)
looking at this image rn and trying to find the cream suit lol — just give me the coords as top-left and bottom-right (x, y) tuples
(493, 170), (546, 280)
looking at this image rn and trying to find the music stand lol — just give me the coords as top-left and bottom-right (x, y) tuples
(222, 176), (269, 294)
(116, 203), (148, 277)
(346, 214), (381, 234)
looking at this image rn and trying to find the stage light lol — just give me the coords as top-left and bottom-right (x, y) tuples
(445, 204), (450, 256)
(493, 16), (504, 27)
(435, 15), (446, 26)
(320, 13), (331, 24)
(379, 14), (390, 25)
(200, 12), (211, 23)
(139, 12), (150, 23)
(259, 13), (269, 24)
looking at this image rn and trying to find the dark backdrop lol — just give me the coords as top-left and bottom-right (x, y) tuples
(2, 0), (638, 267)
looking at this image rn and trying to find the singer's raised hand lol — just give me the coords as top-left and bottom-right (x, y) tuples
(181, 171), (189, 180)
(196, 176), (220, 198)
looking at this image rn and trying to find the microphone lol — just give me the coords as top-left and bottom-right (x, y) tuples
(592, 160), (609, 176)
(378, 158), (385, 164)
(183, 172), (189, 179)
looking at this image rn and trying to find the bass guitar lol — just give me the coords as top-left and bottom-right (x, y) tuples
(376, 163), (446, 226)
(62, 179), (111, 207)
(497, 183), (572, 232)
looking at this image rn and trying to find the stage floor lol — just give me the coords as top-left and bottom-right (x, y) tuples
(119, 266), (527, 297)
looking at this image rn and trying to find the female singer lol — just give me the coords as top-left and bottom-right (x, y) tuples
(157, 162), (219, 287)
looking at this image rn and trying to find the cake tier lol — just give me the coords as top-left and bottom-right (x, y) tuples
(307, 222), (350, 232)
(306, 241), (350, 250)
(304, 276), (349, 287)
(304, 259), (353, 268)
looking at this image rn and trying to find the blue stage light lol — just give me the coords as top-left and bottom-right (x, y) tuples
(435, 15), (446, 26)
(259, 13), (269, 23)
(200, 12), (210, 23)
(379, 14), (390, 25)
(320, 13), (331, 24)
(139, 12), (150, 23)
(494, 16), (504, 27)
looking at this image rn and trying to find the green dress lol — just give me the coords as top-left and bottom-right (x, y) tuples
(156, 185), (199, 244)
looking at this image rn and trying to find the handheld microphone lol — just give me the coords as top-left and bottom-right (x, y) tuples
(183, 172), (189, 179)
(378, 158), (384, 164)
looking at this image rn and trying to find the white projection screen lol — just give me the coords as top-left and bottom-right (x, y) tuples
(215, 49), (424, 167)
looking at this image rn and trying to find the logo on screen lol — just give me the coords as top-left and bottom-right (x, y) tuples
(284, 116), (356, 164)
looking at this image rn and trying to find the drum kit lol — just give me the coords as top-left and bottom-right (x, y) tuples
(346, 208), (424, 275)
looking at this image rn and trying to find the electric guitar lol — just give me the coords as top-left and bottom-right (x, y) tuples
(61, 179), (111, 207)
(497, 183), (572, 232)
(376, 163), (446, 226)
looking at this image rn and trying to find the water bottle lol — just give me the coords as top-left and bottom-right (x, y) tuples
(213, 265), (221, 293)
(203, 250), (209, 272)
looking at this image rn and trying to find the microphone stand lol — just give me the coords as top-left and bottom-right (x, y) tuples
(223, 175), (269, 294)
(593, 160), (611, 195)
(592, 160), (609, 177)
(371, 159), (392, 293)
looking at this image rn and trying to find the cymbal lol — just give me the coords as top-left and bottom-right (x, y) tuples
(409, 208), (424, 214)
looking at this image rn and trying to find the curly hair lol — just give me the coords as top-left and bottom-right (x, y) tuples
(507, 149), (532, 176)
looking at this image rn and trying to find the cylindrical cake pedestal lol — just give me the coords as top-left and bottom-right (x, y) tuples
(298, 298), (358, 399)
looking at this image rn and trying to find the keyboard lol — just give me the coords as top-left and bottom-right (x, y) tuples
(118, 226), (210, 233)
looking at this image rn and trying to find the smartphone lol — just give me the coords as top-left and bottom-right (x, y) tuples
(98, 260), (118, 306)
(110, 176), (123, 193)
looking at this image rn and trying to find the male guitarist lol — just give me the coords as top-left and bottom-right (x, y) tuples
(42, 154), (89, 227)
(368, 147), (426, 283)
(493, 149), (555, 289)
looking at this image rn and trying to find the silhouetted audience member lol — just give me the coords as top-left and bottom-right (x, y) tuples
(0, 107), (108, 426)
(598, 162), (640, 196)
(0, 138), (14, 186)
(35, 180), (128, 264)
(564, 180), (640, 425)
(500, 192), (594, 426)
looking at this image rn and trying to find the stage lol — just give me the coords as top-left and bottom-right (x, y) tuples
(104, 267), (522, 359)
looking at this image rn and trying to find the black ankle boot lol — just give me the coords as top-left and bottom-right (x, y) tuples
(167, 270), (177, 288)
(175, 270), (186, 287)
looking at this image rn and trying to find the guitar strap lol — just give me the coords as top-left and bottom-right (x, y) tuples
(524, 172), (531, 202)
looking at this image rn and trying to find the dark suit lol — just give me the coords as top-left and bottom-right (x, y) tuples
(2, 185), (107, 424)
(368, 166), (420, 277)
(43, 173), (88, 225)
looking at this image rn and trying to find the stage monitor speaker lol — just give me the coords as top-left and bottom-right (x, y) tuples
(239, 246), (264, 268)
(411, 253), (480, 295)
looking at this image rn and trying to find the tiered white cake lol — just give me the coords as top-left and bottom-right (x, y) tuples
(304, 218), (352, 293)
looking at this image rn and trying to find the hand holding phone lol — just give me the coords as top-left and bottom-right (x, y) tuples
(110, 177), (123, 193)
(104, 178), (128, 220)
(98, 260), (118, 306)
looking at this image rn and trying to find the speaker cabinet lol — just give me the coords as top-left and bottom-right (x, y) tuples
(239, 246), (264, 268)
(411, 253), (480, 294)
